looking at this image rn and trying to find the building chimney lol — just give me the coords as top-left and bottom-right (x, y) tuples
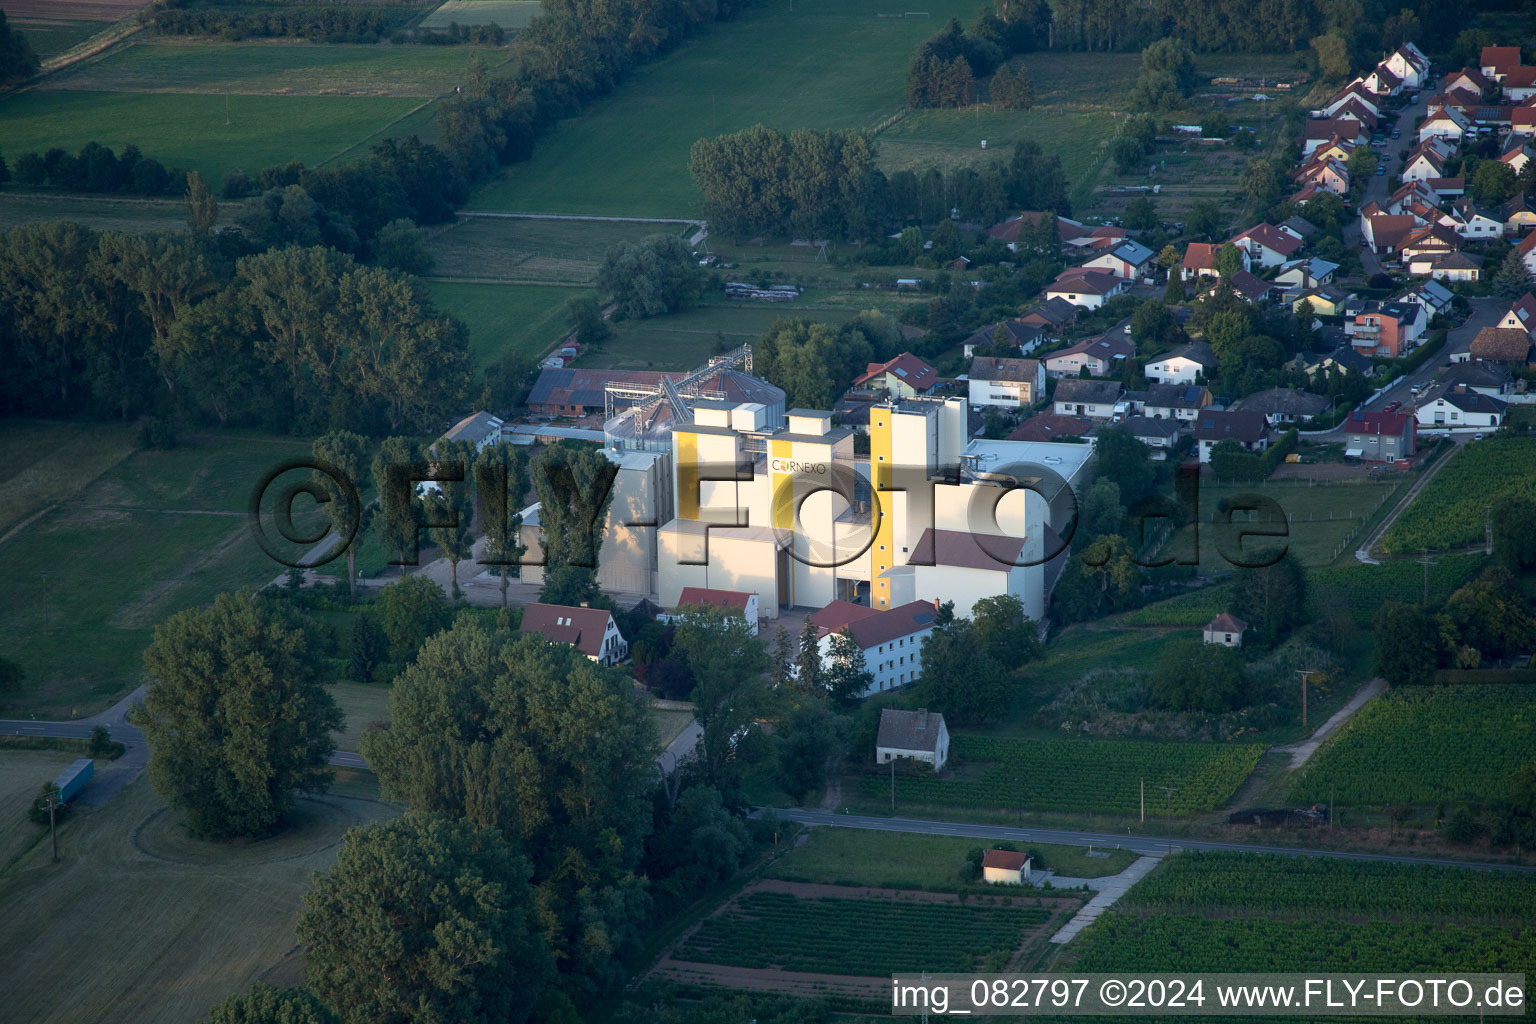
(916, 708), (927, 730)
(933, 598), (941, 611)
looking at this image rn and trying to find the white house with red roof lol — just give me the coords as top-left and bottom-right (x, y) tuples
(1180, 242), (1236, 282)
(1342, 410), (1417, 463)
(675, 586), (759, 635)
(1419, 106), (1472, 144)
(810, 598), (939, 695)
(1322, 82), (1381, 119)
(1481, 46), (1523, 82)
(1518, 232), (1536, 277)
(852, 353), (937, 398)
(1202, 612), (1248, 648)
(1231, 223), (1303, 267)
(1363, 63), (1402, 97)
(520, 602), (629, 666)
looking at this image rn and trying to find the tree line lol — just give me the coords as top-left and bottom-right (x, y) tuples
(690, 129), (1071, 240)
(142, 1), (414, 43)
(7, 141), (187, 197)
(904, 8), (1049, 109)
(0, 11), (38, 87)
(0, 218), (472, 434)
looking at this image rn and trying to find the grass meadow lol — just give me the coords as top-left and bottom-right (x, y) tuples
(0, 424), (317, 718)
(0, 749), (84, 870)
(11, 20), (104, 57)
(422, 215), (676, 283)
(0, 193), (206, 234)
(0, 773), (394, 1024)
(427, 280), (584, 367)
(419, 0), (542, 29)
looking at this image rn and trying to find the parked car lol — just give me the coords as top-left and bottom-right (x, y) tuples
(1376, 165), (1387, 175)
(1382, 401), (1401, 413)
(1473, 432), (1486, 440)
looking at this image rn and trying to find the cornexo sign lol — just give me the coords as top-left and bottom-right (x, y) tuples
(770, 458), (829, 475)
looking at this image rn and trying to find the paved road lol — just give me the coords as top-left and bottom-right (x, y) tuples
(766, 808), (1536, 873)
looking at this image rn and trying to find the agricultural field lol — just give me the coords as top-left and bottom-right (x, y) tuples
(1306, 552), (1490, 628)
(0, 90), (428, 185)
(419, 0), (542, 29)
(1155, 479), (1404, 570)
(43, 39), (498, 96)
(768, 827), (1137, 891)
(471, 0), (977, 216)
(422, 215), (684, 284)
(9, 19), (104, 58)
(427, 280), (584, 367)
(0, 426), (317, 718)
(1289, 685), (1536, 808)
(1068, 850), (1536, 976)
(0, 193), (204, 234)
(1119, 852), (1536, 924)
(0, 775), (395, 1024)
(1117, 584), (1234, 627)
(673, 887), (1046, 975)
(858, 735), (1265, 817)
(0, 749), (85, 870)
(1381, 438), (1536, 554)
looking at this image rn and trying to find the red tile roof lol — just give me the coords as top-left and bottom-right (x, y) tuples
(1344, 410), (1413, 436)
(812, 599), (938, 650)
(1205, 613), (1248, 634)
(520, 603), (617, 658)
(1049, 268), (1123, 296)
(1233, 223), (1302, 257)
(1481, 46), (1523, 74)
(677, 587), (754, 612)
(1182, 242), (1220, 271)
(982, 849), (1030, 871)
(854, 352), (937, 392)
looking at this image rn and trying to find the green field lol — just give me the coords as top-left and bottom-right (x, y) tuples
(0, 750), (84, 870)
(1289, 686), (1536, 808)
(471, 0), (974, 216)
(1118, 585), (1235, 627)
(860, 736), (1265, 818)
(0, 193), (207, 234)
(1382, 438), (1536, 554)
(675, 889), (1044, 975)
(44, 40), (498, 96)
(1069, 850), (1536, 975)
(0, 89), (428, 183)
(422, 215), (678, 283)
(327, 682), (392, 753)
(0, 775), (394, 1024)
(876, 106), (1115, 194)
(0, 426), (318, 717)
(1306, 552), (1490, 628)
(427, 280), (582, 367)
(768, 827), (1136, 891)
(11, 20), (103, 58)
(419, 0), (542, 29)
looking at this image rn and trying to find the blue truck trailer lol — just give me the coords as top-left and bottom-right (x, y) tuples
(53, 758), (93, 804)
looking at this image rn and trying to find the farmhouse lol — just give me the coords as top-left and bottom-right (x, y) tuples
(1052, 379), (1123, 418)
(675, 587), (759, 635)
(1194, 410), (1269, 463)
(1342, 410), (1416, 462)
(967, 353), (1045, 406)
(853, 353), (937, 398)
(520, 603), (630, 666)
(981, 849), (1033, 885)
(1203, 612), (1248, 648)
(876, 707), (949, 771)
(1144, 341), (1218, 385)
(811, 599), (938, 695)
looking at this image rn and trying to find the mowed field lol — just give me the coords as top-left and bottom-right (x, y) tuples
(471, 0), (976, 216)
(0, 422), (318, 718)
(0, 193), (203, 234)
(0, 773), (395, 1024)
(427, 280), (584, 367)
(0, 749), (84, 870)
(419, 0), (542, 28)
(0, 40), (478, 182)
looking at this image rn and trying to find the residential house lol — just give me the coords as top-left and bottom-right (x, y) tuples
(1405, 279), (1455, 318)
(1362, 214), (1417, 254)
(1332, 95), (1380, 129)
(1501, 139), (1535, 176)
(1203, 612), (1248, 648)
(1083, 239), (1158, 281)
(439, 411), (505, 452)
(1498, 292), (1536, 337)
(1398, 223), (1463, 264)
(812, 599), (938, 695)
(1302, 119), (1366, 154)
(1117, 415), (1183, 449)
(988, 211), (1090, 250)
(1443, 66), (1493, 97)
(1504, 66), (1536, 103)
(962, 318), (1047, 358)
(1219, 270), (1275, 305)
(981, 849), (1032, 885)
(1407, 251), (1482, 282)
(968, 356), (1046, 408)
(1363, 63), (1403, 97)
(1231, 223), (1304, 267)
(1282, 215), (1321, 240)
(1044, 268), (1127, 309)
(1042, 333), (1135, 377)
(1018, 297), (1080, 334)
(1232, 387), (1332, 425)
(1513, 104), (1536, 135)
(1194, 410), (1269, 463)
(1469, 326), (1535, 366)
(1386, 178), (1443, 215)
(520, 603), (629, 666)
(1322, 82), (1381, 119)
(1418, 106), (1471, 143)
(1402, 143), (1448, 182)
(1349, 300), (1425, 358)
(1144, 340), (1218, 385)
(1425, 177), (1466, 199)
(1438, 361), (1513, 397)
(1342, 410), (1416, 462)
(1480, 45), (1523, 82)
(675, 587), (759, 635)
(1292, 154), (1351, 195)
(1293, 285), (1351, 317)
(1180, 242), (1237, 282)
(1415, 384), (1507, 428)
(1447, 198), (1504, 240)
(1275, 257), (1339, 292)
(1384, 42), (1430, 89)
(1086, 225), (1129, 249)
(1520, 232), (1536, 277)
(1304, 345), (1375, 377)
(1503, 194), (1536, 236)
(853, 353), (938, 398)
(1007, 413), (1096, 442)
(1144, 382), (1214, 422)
(875, 707), (950, 771)
(1052, 378), (1124, 418)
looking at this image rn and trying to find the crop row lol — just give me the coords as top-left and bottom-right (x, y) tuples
(1072, 914), (1536, 973)
(1289, 686), (1536, 806)
(673, 892), (1042, 976)
(1307, 552), (1488, 627)
(1382, 438), (1536, 554)
(1119, 852), (1536, 924)
(860, 737), (1264, 816)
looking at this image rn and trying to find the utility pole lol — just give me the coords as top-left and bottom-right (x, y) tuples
(39, 571), (48, 636)
(1159, 785), (1178, 856)
(1297, 669), (1315, 731)
(1485, 505), (1494, 556)
(1140, 777), (1145, 824)
(1329, 785), (1334, 829)
(890, 756), (895, 813)
(1417, 549), (1436, 605)
(47, 785), (59, 862)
